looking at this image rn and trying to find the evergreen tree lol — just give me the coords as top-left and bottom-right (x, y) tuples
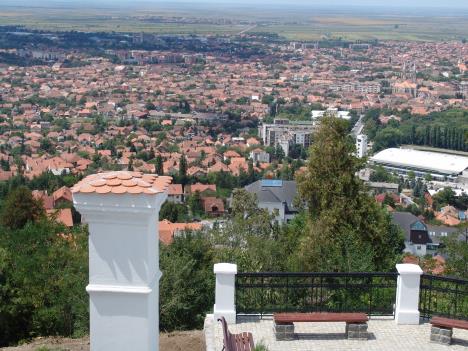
(179, 154), (188, 185)
(127, 156), (134, 171)
(424, 125), (431, 145)
(188, 191), (203, 217)
(410, 125), (416, 144)
(247, 159), (255, 184)
(434, 126), (440, 147)
(155, 155), (164, 175)
(274, 144), (285, 161)
(148, 147), (155, 160)
(297, 117), (404, 272)
(431, 126), (436, 147)
(442, 226), (468, 279)
(0, 186), (45, 230)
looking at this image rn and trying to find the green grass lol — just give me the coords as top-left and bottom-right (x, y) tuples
(0, 6), (467, 41)
(254, 15), (468, 41)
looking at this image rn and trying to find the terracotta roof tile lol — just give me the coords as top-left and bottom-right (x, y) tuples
(117, 173), (132, 180)
(111, 185), (127, 194)
(122, 179), (137, 187)
(107, 178), (122, 186)
(72, 171), (172, 195)
(95, 185), (112, 194)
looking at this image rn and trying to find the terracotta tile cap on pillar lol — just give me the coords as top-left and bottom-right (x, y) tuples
(72, 171), (172, 195)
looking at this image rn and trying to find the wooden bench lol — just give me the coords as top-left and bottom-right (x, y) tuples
(273, 312), (369, 341)
(430, 316), (468, 345)
(218, 316), (255, 351)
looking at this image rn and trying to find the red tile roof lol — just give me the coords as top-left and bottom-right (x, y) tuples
(47, 208), (74, 227)
(53, 186), (73, 203)
(159, 219), (203, 244)
(72, 171), (172, 195)
(168, 184), (183, 195)
(201, 197), (224, 213)
(33, 190), (55, 210)
(188, 183), (216, 194)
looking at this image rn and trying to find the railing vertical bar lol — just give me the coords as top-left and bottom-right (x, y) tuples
(261, 275), (264, 319)
(369, 275), (373, 317)
(234, 272), (466, 320)
(320, 276), (323, 313)
(454, 282), (458, 318)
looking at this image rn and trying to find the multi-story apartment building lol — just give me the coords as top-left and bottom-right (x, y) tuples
(311, 108), (351, 122)
(330, 83), (381, 94)
(259, 118), (315, 155)
(356, 134), (368, 158)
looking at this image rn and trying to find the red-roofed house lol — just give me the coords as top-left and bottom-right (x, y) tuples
(33, 190), (54, 210)
(223, 150), (241, 161)
(168, 184), (184, 203)
(201, 197), (224, 216)
(47, 208), (74, 227)
(187, 183), (216, 195)
(158, 219), (203, 244)
(53, 186), (73, 207)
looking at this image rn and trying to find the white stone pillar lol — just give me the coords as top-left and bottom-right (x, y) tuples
(213, 263), (237, 324)
(72, 171), (172, 351)
(395, 263), (423, 325)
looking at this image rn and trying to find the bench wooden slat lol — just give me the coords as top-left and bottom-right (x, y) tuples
(431, 316), (468, 330)
(274, 312), (368, 324)
(218, 317), (254, 351)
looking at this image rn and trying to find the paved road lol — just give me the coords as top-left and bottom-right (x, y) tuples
(351, 114), (365, 138)
(238, 24), (257, 35)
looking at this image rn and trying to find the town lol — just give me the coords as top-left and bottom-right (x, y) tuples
(0, 1), (467, 350)
(0, 32), (466, 241)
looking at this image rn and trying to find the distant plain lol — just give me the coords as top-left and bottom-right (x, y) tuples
(0, 3), (467, 41)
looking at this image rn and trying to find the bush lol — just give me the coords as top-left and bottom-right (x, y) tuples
(159, 232), (215, 331)
(0, 221), (89, 346)
(254, 341), (269, 351)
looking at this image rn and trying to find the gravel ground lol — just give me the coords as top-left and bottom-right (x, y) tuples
(1, 331), (205, 351)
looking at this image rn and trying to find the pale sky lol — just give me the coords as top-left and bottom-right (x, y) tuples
(5, 0), (468, 8)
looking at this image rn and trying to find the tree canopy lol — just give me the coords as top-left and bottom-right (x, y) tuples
(297, 116), (404, 272)
(0, 186), (45, 230)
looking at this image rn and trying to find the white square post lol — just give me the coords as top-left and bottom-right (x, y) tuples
(213, 263), (237, 324)
(395, 263), (423, 325)
(72, 171), (172, 351)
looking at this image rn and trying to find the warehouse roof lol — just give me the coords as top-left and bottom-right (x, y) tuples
(371, 148), (468, 175)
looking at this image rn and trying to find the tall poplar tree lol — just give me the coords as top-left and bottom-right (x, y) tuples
(179, 154), (188, 185)
(155, 155), (164, 175)
(297, 117), (404, 272)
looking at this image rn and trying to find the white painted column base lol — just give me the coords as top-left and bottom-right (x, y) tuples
(395, 309), (420, 325)
(213, 263), (237, 324)
(213, 306), (237, 325)
(395, 264), (423, 325)
(89, 289), (158, 351)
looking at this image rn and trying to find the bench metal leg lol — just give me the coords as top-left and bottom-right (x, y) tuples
(430, 326), (452, 345)
(274, 322), (295, 341)
(346, 322), (369, 340)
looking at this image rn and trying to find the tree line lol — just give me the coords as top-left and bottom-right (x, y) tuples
(366, 109), (468, 152)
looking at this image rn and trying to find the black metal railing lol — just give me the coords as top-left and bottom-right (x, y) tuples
(236, 272), (398, 319)
(419, 274), (468, 320)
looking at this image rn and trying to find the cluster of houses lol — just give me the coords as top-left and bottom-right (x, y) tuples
(32, 186), (74, 227)
(0, 37), (466, 270)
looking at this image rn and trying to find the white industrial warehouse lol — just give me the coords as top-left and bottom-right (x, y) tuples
(370, 148), (468, 181)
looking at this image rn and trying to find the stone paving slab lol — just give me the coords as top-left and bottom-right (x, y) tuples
(209, 315), (468, 351)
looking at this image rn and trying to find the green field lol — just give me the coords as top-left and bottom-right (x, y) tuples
(252, 15), (468, 41)
(0, 5), (467, 41)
